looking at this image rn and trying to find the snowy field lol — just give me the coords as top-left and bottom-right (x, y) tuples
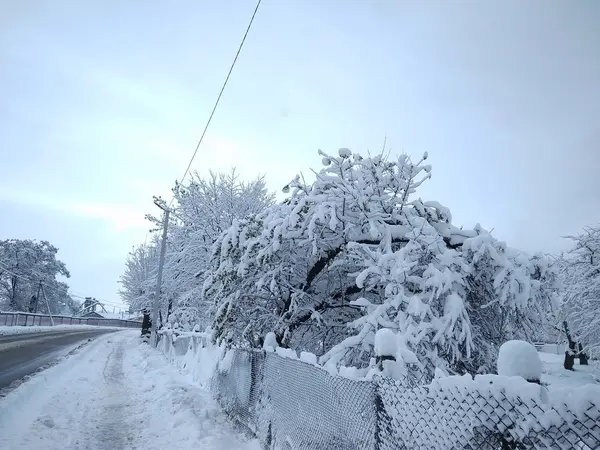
(0, 330), (260, 450)
(0, 324), (123, 336)
(540, 351), (600, 388)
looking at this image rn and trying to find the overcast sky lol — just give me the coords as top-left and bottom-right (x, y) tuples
(1, 0), (599, 309)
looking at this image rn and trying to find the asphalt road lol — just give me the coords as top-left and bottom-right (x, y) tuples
(0, 329), (118, 390)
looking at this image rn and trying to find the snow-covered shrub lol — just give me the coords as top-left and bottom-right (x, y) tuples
(203, 149), (557, 381)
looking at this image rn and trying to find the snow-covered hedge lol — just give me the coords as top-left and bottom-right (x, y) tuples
(204, 149), (558, 379)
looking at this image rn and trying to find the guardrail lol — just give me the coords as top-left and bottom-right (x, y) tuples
(0, 311), (141, 328)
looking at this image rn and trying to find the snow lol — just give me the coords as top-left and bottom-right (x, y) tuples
(263, 331), (278, 351)
(412, 372), (600, 448)
(539, 351), (600, 389)
(0, 324), (122, 336)
(275, 346), (298, 359)
(374, 328), (397, 357)
(497, 340), (542, 381)
(299, 351), (318, 365)
(0, 330), (260, 450)
(338, 148), (352, 158)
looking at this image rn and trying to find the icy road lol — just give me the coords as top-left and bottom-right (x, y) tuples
(0, 330), (260, 450)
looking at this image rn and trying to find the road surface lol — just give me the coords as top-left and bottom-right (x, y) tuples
(0, 331), (260, 450)
(0, 329), (117, 390)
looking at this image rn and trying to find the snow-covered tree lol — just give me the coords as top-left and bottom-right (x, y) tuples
(126, 169), (275, 330)
(559, 225), (600, 357)
(204, 149), (557, 380)
(118, 242), (158, 312)
(164, 169), (274, 329)
(0, 239), (72, 313)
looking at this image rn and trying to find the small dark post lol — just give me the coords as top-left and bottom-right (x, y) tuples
(578, 343), (589, 365)
(141, 309), (152, 342)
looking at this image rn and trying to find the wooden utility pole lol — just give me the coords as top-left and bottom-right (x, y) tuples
(34, 282), (41, 313)
(151, 202), (170, 348)
(40, 284), (55, 326)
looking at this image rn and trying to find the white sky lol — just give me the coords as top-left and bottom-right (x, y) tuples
(1, 0), (599, 308)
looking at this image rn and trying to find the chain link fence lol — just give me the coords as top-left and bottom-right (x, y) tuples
(211, 349), (376, 450)
(208, 347), (600, 450)
(376, 375), (599, 450)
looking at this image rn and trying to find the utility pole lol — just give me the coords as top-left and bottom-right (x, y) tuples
(40, 284), (55, 326)
(34, 282), (41, 313)
(151, 200), (170, 347)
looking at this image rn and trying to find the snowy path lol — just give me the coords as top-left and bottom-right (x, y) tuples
(0, 330), (259, 450)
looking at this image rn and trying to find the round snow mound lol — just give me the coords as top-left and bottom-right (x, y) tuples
(263, 332), (278, 351)
(497, 340), (542, 381)
(374, 328), (397, 357)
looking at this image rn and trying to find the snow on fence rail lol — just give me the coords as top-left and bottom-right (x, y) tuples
(158, 332), (600, 450)
(0, 311), (141, 328)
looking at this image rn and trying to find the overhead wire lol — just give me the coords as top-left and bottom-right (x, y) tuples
(2, 1), (264, 311)
(167, 0), (263, 209)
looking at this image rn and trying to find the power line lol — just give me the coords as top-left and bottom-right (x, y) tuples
(168, 0), (262, 208)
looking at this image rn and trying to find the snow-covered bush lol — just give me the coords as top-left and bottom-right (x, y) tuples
(204, 149), (557, 380)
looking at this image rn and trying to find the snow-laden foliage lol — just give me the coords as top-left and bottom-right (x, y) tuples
(120, 169), (275, 329)
(163, 170), (275, 329)
(204, 149), (557, 379)
(560, 225), (600, 358)
(118, 241), (158, 312)
(0, 239), (77, 314)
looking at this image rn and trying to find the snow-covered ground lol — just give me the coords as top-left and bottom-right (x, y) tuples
(0, 330), (260, 450)
(0, 324), (123, 336)
(540, 351), (600, 389)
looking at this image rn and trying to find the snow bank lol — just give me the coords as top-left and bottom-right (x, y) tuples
(497, 340), (542, 381)
(158, 329), (225, 388)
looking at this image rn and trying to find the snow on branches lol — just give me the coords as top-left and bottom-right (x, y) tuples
(560, 225), (600, 358)
(120, 169), (276, 330)
(204, 149), (557, 379)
